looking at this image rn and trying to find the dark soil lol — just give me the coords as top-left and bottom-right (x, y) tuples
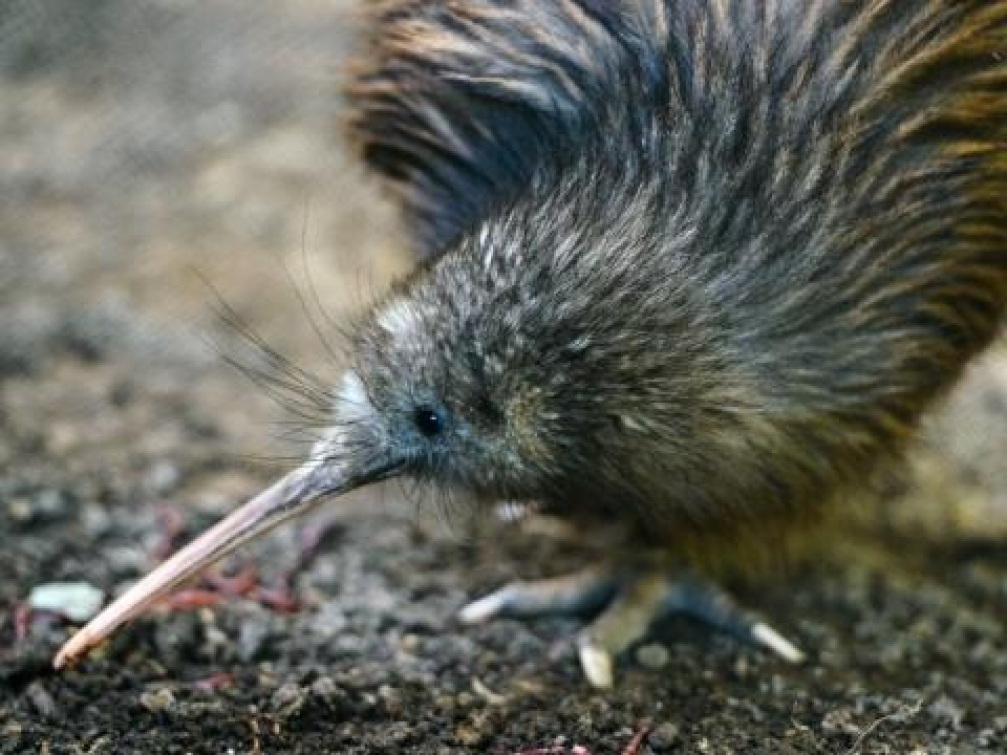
(1, 2), (1005, 753)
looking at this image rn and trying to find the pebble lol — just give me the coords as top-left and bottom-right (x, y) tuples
(237, 616), (272, 662)
(929, 695), (965, 730)
(26, 681), (58, 719)
(200, 623), (233, 662)
(145, 460), (181, 495)
(2, 721), (23, 740)
(378, 684), (404, 715)
(32, 488), (70, 521)
(648, 722), (681, 750)
(271, 682), (307, 718)
(80, 503), (112, 538)
(821, 707), (860, 737)
(310, 676), (340, 705)
(104, 545), (147, 576)
(454, 723), (487, 747)
(29, 582), (105, 622)
(636, 642), (670, 670)
(435, 694), (456, 712)
(7, 498), (32, 523)
(139, 688), (176, 714)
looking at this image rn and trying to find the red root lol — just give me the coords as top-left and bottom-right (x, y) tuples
(13, 603), (32, 642)
(205, 565), (259, 597)
(159, 589), (226, 611)
(620, 726), (651, 755)
(153, 510), (335, 616)
(250, 586), (301, 613)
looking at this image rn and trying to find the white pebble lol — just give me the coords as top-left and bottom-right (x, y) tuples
(29, 582), (105, 622)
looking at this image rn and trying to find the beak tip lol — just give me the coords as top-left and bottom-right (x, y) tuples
(54, 625), (96, 669)
(53, 639), (79, 670)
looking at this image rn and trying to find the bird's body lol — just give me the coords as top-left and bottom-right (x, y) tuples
(56, 0), (1007, 684)
(347, 0), (1007, 545)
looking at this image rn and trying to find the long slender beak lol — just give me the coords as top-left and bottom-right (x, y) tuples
(54, 457), (385, 669)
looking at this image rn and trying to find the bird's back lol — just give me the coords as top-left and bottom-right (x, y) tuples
(346, 1), (1007, 260)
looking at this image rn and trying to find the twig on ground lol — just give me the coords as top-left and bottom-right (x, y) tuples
(845, 699), (923, 755)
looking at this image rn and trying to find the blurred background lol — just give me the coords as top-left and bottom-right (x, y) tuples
(1, 1), (1005, 752)
(1, 0), (406, 394)
(1, 0), (412, 526)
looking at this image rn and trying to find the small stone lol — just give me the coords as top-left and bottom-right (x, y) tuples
(26, 681), (58, 719)
(139, 687), (176, 714)
(104, 546), (146, 576)
(648, 722), (681, 751)
(821, 707), (859, 736)
(237, 618), (271, 662)
(310, 676), (339, 704)
(200, 623), (232, 662)
(378, 684), (404, 715)
(271, 682), (307, 718)
(435, 694), (456, 712)
(454, 725), (486, 747)
(272, 682), (301, 708)
(636, 642), (670, 669)
(145, 461), (181, 495)
(8, 498), (31, 523)
(384, 722), (411, 745)
(32, 488), (69, 521)
(929, 695), (965, 730)
(29, 582), (105, 622)
(81, 504), (112, 538)
(734, 654), (750, 678)
(456, 711), (495, 747)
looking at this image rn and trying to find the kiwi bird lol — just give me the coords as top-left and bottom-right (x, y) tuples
(56, 0), (1007, 687)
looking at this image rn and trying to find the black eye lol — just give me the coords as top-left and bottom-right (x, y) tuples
(413, 406), (444, 437)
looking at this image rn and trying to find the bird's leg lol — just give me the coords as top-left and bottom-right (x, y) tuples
(460, 557), (804, 688)
(459, 564), (621, 623)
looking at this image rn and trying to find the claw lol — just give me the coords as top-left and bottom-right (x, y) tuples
(458, 590), (511, 624)
(751, 621), (805, 663)
(577, 636), (614, 689)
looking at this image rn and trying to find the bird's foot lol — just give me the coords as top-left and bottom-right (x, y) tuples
(459, 563), (804, 688)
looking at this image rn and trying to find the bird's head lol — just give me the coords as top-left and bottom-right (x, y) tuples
(332, 254), (577, 504)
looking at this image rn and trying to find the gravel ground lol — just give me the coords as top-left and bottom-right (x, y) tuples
(1, 2), (1005, 753)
